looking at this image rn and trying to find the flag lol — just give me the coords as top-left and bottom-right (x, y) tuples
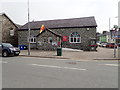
(40, 24), (45, 33)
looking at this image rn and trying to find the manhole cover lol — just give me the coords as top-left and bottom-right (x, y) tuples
(67, 62), (77, 64)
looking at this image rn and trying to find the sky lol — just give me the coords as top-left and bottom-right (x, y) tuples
(0, 0), (119, 33)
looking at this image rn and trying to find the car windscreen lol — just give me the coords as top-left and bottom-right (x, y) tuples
(2, 43), (13, 48)
(111, 43), (115, 45)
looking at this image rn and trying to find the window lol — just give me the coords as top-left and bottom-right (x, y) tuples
(43, 37), (47, 43)
(48, 37), (53, 43)
(10, 30), (14, 36)
(69, 32), (81, 43)
(29, 36), (36, 43)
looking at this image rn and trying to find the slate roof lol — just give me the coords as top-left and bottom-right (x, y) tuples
(19, 16), (97, 30)
(16, 24), (22, 28)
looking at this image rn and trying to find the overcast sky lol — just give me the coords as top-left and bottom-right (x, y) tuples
(0, 0), (119, 33)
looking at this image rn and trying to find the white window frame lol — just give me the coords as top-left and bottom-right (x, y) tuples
(10, 29), (14, 36)
(29, 36), (36, 43)
(69, 32), (81, 43)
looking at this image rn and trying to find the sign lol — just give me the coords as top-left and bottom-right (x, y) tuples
(52, 42), (57, 46)
(62, 36), (68, 41)
(113, 35), (120, 39)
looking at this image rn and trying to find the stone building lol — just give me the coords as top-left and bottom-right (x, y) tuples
(0, 13), (19, 46)
(18, 16), (97, 50)
(0, 14), (2, 42)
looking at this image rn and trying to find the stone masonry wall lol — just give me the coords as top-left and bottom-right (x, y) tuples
(52, 27), (96, 50)
(0, 15), (2, 42)
(2, 15), (18, 46)
(18, 27), (96, 50)
(18, 30), (60, 50)
(37, 30), (60, 50)
(18, 30), (39, 49)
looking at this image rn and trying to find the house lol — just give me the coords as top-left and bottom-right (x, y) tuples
(96, 32), (101, 42)
(113, 30), (120, 43)
(18, 16), (97, 50)
(98, 30), (120, 44)
(99, 31), (109, 43)
(0, 13), (19, 46)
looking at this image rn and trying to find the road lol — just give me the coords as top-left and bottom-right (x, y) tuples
(1, 56), (118, 88)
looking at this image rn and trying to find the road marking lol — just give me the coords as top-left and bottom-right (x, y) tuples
(30, 64), (86, 71)
(0, 61), (8, 63)
(104, 64), (119, 66)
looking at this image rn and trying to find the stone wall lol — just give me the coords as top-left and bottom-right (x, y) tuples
(18, 30), (39, 48)
(18, 27), (96, 50)
(0, 15), (2, 42)
(18, 29), (60, 50)
(37, 30), (60, 50)
(52, 27), (96, 50)
(1, 14), (18, 46)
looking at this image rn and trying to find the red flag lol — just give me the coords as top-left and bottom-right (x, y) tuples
(40, 24), (45, 33)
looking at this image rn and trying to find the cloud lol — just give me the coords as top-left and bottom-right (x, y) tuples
(1, 0), (119, 32)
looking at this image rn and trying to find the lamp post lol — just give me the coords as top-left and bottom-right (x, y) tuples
(28, 0), (31, 55)
(109, 16), (118, 32)
(109, 16), (118, 58)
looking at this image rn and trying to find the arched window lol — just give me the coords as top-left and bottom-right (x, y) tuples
(69, 32), (81, 43)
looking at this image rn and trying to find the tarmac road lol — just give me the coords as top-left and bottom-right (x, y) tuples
(1, 56), (118, 88)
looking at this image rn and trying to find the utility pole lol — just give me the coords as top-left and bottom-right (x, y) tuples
(118, 1), (120, 59)
(109, 17), (118, 58)
(28, 0), (31, 55)
(113, 32), (116, 58)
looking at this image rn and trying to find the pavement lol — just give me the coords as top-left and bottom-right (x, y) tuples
(19, 47), (120, 60)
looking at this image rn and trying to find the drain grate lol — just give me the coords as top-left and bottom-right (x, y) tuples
(66, 62), (77, 64)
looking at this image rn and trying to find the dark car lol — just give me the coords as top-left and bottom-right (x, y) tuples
(0, 43), (20, 57)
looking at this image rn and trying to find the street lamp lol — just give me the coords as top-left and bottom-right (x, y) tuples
(28, 0), (31, 56)
(109, 16), (118, 58)
(109, 16), (118, 32)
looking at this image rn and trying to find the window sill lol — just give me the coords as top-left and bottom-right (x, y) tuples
(69, 42), (81, 44)
(30, 42), (36, 44)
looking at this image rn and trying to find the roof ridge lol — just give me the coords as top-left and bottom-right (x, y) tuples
(30, 16), (95, 23)
(19, 16), (97, 30)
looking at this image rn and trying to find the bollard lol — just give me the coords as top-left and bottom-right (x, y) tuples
(57, 48), (62, 56)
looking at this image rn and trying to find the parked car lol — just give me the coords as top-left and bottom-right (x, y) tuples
(98, 43), (102, 47)
(99, 43), (107, 47)
(106, 43), (110, 48)
(106, 43), (117, 48)
(0, 43), (20, 57)
(117, 43), (120, 47)
(96, 42), (101, 47)
(90, 45), (98, 51)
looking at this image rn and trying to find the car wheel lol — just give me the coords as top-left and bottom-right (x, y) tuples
(2, 51), (8, 57)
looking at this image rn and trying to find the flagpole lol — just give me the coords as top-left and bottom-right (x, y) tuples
(28, 0), (31, 55)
